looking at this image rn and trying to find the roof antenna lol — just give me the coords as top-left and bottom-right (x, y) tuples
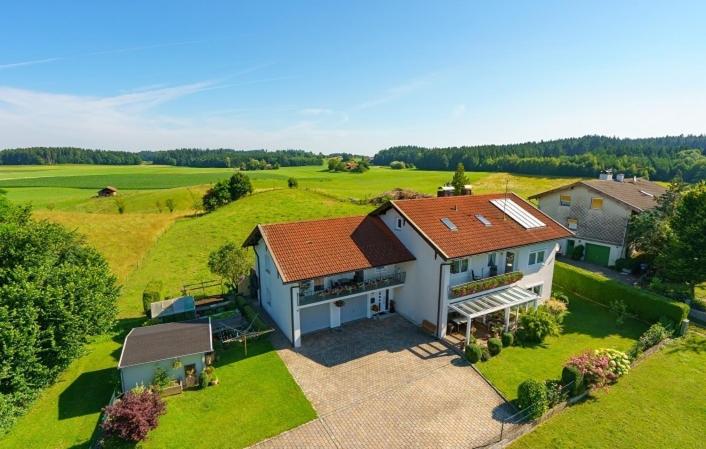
(502, 178), (509, 221)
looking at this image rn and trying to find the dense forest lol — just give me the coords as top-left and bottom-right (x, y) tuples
(138, 148), (323, 168)
(372, 135), (706, 182)
(0, 147), (324, 168)
(0, 147), (142, 165)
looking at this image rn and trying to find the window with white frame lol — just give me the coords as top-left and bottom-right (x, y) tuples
(528, 250), (545, 266)
(450, 258), (469, 274)
(487, 253), (497, 267)
(527, 283), (543, 296)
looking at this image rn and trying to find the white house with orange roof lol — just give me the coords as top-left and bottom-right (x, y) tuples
(244, 193), (572, 348)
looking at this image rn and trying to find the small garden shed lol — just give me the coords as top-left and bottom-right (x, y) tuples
(97, 186), (118, 197)
(118, 318), (213, 392)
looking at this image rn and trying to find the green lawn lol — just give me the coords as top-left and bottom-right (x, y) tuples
(509, 332), (706, 449)
(137, 340), (315, 449)
(476, 295), (647, 401)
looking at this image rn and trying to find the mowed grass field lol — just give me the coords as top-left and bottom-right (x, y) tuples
(0, 164), (580, 449)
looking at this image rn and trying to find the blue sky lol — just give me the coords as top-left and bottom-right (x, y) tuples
(1, 1), (706, 154)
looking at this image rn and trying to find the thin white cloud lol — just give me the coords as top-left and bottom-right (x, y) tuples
(0, 57), (62, 70)
(299, 108), (333, 116)
(354, 75), (433, 111)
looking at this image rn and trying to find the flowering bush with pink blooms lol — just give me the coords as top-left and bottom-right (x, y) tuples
(101, 389), (166, 442)
(566, 351), (618, 388)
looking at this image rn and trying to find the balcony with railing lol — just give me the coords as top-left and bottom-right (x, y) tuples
(298, 271), (406, 307)
(448, 271), (523, 300)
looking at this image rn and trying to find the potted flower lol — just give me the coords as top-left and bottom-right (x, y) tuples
(371, 304), (380, 313)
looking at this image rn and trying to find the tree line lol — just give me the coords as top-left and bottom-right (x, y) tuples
(372, 135), (706, 182)
(0, 147), (324, 168)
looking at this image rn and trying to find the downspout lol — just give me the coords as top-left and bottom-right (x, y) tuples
(253, 248), (262, 307)
(436, 260), (452, 335)
(290, 285), (297, 347)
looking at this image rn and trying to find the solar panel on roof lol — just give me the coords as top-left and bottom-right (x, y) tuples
(475, 214), (492, 227)
(490, 198), (546, 229)
(441, 217), (458, 231)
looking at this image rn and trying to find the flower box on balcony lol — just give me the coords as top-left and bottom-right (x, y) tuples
(449, 271), (523, 299)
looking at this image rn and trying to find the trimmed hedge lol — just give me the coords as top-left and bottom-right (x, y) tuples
(517, 379), (548, 420)
(142, 280), (163, 315)
(554, 262), (689, 325)
(561, 364), (585, 397)
(465, 343), (482, 363)
(501, 332), (514, 347)
(487, 337), (502, 356)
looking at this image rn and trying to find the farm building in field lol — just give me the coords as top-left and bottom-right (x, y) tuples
(97, 186), (118, 197)
(118, 318), (213, 392)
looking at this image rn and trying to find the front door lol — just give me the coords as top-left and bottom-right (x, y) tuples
(505, 251), (516, 273)
(184, 364), (197, 388)
(369, 289), (389, 314)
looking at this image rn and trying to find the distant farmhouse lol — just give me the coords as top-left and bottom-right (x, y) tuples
(97, 186), (118, 197)
(530, 170), (665, 266)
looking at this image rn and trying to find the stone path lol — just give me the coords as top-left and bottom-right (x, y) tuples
(250, 315), (512, 449)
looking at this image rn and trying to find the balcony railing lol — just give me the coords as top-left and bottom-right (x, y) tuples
(448, 271), (523, 300)
(299, 271), (406, 307)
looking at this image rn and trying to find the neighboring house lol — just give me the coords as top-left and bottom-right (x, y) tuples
(97, 186), (118, 197)
(529, 171), (666, 266)
(118, 318), (213, 392)
(244, 193), (570, 347)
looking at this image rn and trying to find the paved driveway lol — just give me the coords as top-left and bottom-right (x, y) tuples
(251, 315), (512, 449)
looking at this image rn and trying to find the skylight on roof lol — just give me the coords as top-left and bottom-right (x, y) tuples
(490, 198), (546, 229)
(441, 217), (458, 231)
(475, 214), (492, 227)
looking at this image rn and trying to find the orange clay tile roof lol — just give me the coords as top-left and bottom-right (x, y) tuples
(376, 193), (572, 260)
(243, 215), (415, 283)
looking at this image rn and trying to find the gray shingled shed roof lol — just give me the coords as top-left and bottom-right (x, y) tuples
(118, 318), (213, 368)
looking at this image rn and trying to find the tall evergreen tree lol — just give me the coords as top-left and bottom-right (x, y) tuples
(450, 163), (470, 195)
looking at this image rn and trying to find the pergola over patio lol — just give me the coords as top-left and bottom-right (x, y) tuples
(448, 286), (540, 344)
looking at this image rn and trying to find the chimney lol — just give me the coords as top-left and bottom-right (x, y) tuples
(615, 173), (625, 182)
(599, 169), (613, 181)
(462, 184), (473, 196)
(633, 176), (638, 183)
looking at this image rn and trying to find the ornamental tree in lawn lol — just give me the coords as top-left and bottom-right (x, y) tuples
(102, 390), (166, 442)
(208, 242), (251, 291)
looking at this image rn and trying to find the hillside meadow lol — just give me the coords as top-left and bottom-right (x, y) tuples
(0, 164), (580, 448)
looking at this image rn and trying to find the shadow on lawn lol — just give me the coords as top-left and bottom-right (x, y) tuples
(559, 295), (646, 340)
(667, 334), (706, 354)
(58, 367), (115, 420)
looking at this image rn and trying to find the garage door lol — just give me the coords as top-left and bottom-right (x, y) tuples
(341, 295), (367, 323)
(300, 304), (330, 334)
(584, 243), (611, 266)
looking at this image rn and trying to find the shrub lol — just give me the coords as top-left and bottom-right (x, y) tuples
(199, 370), (210, 389)
(151, 367), (171, 391)
(501, 332), (514, 347)
(287, 177), (298, 188)
(517, 308), (561, 343)
(480, 347), (492, 362)
(692, 296), (706, 312)
(390, 160), (406, 169)
(142, 280), (163, 315)
(566, 351), (616, 388)
(552, 290), (570, 304)
(487, 338), (502, 356)
(102, 390), (166, 442)
(561, 365), (585, 397)
(609, 298), (629, 325)
(571, 244), (584, 260)
(165, 198), (176, 213)
(543, 299), (568, 323)
(517, 379), (548, 420)
(465, 343), (482, 364)
(614, 258), (635, 272)
(629, 322), (672, 358)
(595, 348), (630, 378)
(554, 262), (689, 325)
(544, 379), (568, 408)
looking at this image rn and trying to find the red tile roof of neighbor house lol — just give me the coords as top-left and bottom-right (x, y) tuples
(374, 193), (572, 260)
(243, 215), (416, 283)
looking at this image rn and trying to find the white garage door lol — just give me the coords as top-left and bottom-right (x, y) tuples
(341, 295), (367, 323)
(300, 304), (330, 334)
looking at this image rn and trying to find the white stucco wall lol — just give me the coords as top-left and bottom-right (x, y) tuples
(120, 352), (205, 392)
(255, 240), (294, 343)
(378, 208), (443, 327)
